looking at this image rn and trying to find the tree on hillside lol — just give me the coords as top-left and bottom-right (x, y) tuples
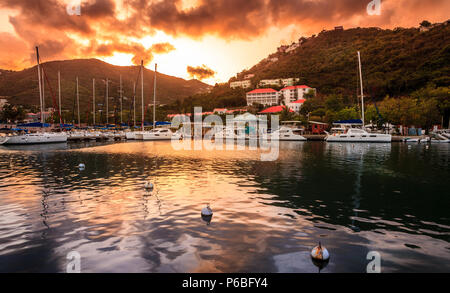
(420, 20), (432, 27)
(0, 104), (26, 123)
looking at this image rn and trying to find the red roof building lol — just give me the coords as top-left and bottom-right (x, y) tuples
(246, 88), (279, 107)
(259, 105), (294, 114)
(287, 99), (307, 113)
(280, 85), (316, 105)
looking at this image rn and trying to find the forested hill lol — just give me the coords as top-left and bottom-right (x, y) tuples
(233, 22), (450, 98)
(0, 59), (211, 108)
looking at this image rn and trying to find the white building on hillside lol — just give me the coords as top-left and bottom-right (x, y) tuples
(280, 85), (316, 104)
(287, 99), (306, 113)
(258, 78), (300, 88)
(230, 80), (252, 89)
(246, 88), (279, 106)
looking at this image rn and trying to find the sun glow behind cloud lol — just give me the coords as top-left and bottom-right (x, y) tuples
(1, 0), (450, 85)
(101, 26), (303, 85)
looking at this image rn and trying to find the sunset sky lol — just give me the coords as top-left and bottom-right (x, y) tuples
(0, 0), (449, 85)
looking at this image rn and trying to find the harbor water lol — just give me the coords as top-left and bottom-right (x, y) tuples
(0, 141), (449, 272)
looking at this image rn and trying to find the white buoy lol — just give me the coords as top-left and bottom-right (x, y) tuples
(144, 181), (154, 190)
(201, 204), (213, 217)
(78, 163), (85, 169)
(311, 242), (330, 261)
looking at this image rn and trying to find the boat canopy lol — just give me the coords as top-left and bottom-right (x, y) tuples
(11, 128), (29, 133)
(156, 121), (171, 126)
(60, 124), (74, 128)
(333, 119), (363, 125)
(17, 122), (51, 128)
(233, 113), (263, 122)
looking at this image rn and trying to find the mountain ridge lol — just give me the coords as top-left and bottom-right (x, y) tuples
(0, 58), (211, 110)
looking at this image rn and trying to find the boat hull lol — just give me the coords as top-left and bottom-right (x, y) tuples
(326, 134), (391, 143)
(4, 133), (68, 145)
(125, 132), (136, 140)
(0, 136), (10, 145)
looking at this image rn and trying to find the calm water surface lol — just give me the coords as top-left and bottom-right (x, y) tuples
(0, 141), (449, 273)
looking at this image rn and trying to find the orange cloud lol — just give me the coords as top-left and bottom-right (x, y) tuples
(0, 0), (449, 71)
(187, 65), (215, 80)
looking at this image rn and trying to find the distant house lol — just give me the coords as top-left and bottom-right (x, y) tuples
(0, 98), (8, 109)
(230, 80), (252, 89)
(277, 45), (289, 53)
(335, 26), (344, 31)
(286, 43), (300, 53)
(246, 88), (279, 106)
(244, 74), (255, 80)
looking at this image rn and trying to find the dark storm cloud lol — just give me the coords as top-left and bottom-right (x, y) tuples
(187, 65), (216, 80)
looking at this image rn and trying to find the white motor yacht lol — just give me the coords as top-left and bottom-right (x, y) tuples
(271, 125), (307, 141)
(326, 127), (391, 143)
(139, 128), (181, 141)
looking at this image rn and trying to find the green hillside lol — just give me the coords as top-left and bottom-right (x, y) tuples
(234, 23), (450, 98)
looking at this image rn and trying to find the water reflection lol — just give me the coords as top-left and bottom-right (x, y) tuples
(0, 141), (449, 273)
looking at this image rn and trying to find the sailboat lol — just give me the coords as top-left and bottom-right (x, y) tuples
(4, 47), (67, 145)
(325, 52), (391, 143)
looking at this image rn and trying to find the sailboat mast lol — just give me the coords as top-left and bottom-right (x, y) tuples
(93, 79), (96, 126)
(42, 68), (45, 119)
(120, 75), (123, 125)
(153, 63), (157, 129)
(58, 71), (62, 126)
(36, 47), (43, 124)
(106, 78), (109, 125)
(357, 51), (365, 127)
(76, 77), (80, 127)
(141, 60), (144, 131)
(133, 81), (136, 128)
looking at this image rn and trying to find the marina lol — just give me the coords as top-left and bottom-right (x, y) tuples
(0, 8), (448, 278)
